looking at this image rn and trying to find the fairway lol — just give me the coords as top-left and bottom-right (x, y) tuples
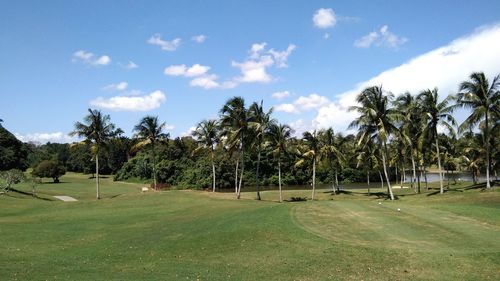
(1, 174), (499, 280)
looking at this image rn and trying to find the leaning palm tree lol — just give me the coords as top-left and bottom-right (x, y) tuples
(268, 123), (293, 202)
(192, 119), (219, 192)
(456, 72), (500, 189)
(295, 130), (320, 200)
(418, 89), (456, 194)
(70, 109), (122, 199)
(133, 116), (169, 190)
(349, 86), (400, 200)
(220, 97), (249, 199)
(318, 128), (344, 194)
(249, 101), (276, 200)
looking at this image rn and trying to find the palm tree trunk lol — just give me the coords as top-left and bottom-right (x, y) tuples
(367, 170), (370, 195)
(95, 152), (100, 200)
(152, 143), (157, 190)
(234, 157), (239, 195)
(256, 148), (261, 200)
(237, 145), (244, 199)
(335, 169), (339, 192)
(485, 113), (491, 189)
(311, 157), (316, 200)
(401, 165), (405, 188)
(379, 170), (384, 189)
(211, 150), (216, 192)
(278, 160), (283, 203)
(435, 136), (444, 194)
(411, 151), (417, 191)
(382, 143), (395, 200)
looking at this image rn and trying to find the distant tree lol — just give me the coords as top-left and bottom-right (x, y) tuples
(0, 124), (29, 171)
(418, 89), (456, 194)
(192, 119), (219, 192)
(133, 116), (169, 190)
(456, 72), (499, 189)
(0, 169), (26, 193)
(70, 109), (122, 199)
(27, 175), (42, 197)
(319, 128), (344, 194)
(296, 131), (320, 200)
(32, 160), (66, 183)
(249, 101), (275, 200)
(268, 123), (293, 202)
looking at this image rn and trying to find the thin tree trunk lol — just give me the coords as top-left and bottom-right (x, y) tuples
(367, 170), (370, 194)
(237, 145), (244, 199)
(395, 165), (398, 185)
(424, 165), (428, 190)
(411, 152), (417, 191)
(211, 150), (216, 192)
(278, 160), (283, 203)
(435, 136), (444, 194)
(96, 152), (100, 200)
(379, 170), (384, 189)
(401, 165), (404, 188)
(311, 157), (316, 200)
(382, 143), (395, 200)
(335, 169), (339, 192)
(152, 143), (157, 190)
(234, 157), (239, 195)
(485, 113), (491, 189)
(256, 148), (261, 200)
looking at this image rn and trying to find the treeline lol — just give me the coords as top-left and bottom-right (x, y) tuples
(1, 72), (498, 201)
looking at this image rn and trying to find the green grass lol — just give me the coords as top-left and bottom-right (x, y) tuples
(1, 173), (499, 280)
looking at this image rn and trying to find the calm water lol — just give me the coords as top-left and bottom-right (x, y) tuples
(403, 172), (486, 183)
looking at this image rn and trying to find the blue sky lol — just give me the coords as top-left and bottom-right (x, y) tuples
(1, 0), (500, 143)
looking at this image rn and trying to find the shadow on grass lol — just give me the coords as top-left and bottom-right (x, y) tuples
(3, 188), (54, 201)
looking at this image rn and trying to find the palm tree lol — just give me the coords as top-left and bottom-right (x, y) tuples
(193, 119), (219, 192)
(418, 89), (456, 194)
(249, 101), (275, 200)
(349, 86), (400, 200)
(456, 72), (500, 189)
(268, 123), (293, 202)
(319, 128), (343, 194)
(70, 109), (122, 199)
(133, 116), (169, 190)
(296, 130), (320, 200)
(220, 97), (249, 199)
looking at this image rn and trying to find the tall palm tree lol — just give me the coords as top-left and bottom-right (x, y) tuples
(249, 101), (275, 200)
(456, 72), (500, 189)
(319, 128), (343, 194)
(349, 86), (400, 200)
(268, 123), (293, 202)
(133, 116), (169, 190)
(220, 97), (249, 199)
(418, 89), (456, 194)
(296, 130), (320, 200)
(192, 119), (219, 192)
(70, 109), (122, 199)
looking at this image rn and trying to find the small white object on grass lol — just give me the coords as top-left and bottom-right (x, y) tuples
(378, 202), (382, 205)
(397, 208), (401, 212)
(142, 187), (149, 192)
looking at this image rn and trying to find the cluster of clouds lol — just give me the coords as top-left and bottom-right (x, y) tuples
(15, 132), (77, 144)
(90, 90), (166, 112)
(72, 50), (111, 66)
(164, 42), (296, 90)
(147, 33), (207, 51)
(354, 25), (408, 49)
(275, 23), (500, 135)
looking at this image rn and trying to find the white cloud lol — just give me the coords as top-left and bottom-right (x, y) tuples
(164, 64), (211, 77)
(272, 91), (291, 99)
(181, 126), (196, 137)
(295, 94), (330, 110)
(289, 119), (312, 137)
(314, 23), (500, 132)
(90, 90), (166, 111)
(189, 74), (220, 89)
(232, 55), (274, 83)
(192, 35), (207, 43)
(126, 61), (138, 69)
(313, 8), (336, 29)
(72, 50), (111, 66)
(250, 42), (267, 58)
(354, 25), (407, 49)
(15, 132), (76, 144)
(269, 44), (296, 68)
(165, 124), (175, 130)
(274, 103), (299, 114)
(103, 81), (128, 91)
(147, 34), (181, 51)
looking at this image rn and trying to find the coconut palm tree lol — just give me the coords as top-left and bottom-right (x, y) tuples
(268, 123), (293, 202)
(318, 128), (344, 194)
(456, 72), (500, 189)
(349, 86), (400, 200)
(220, 97), (250, 199)
(192, 119), (219, 192)
(295, 130), (320, 200)
(133, 116), (169, 190)
(249, 101), (275, 200)
(418, 89), (456, 194)
(70, 109), (122, 199)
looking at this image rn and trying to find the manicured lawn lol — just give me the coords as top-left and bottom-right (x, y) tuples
(1, 173), (499, 280)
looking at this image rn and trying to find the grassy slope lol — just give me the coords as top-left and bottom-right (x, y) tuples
(1, 173), (499, 280)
